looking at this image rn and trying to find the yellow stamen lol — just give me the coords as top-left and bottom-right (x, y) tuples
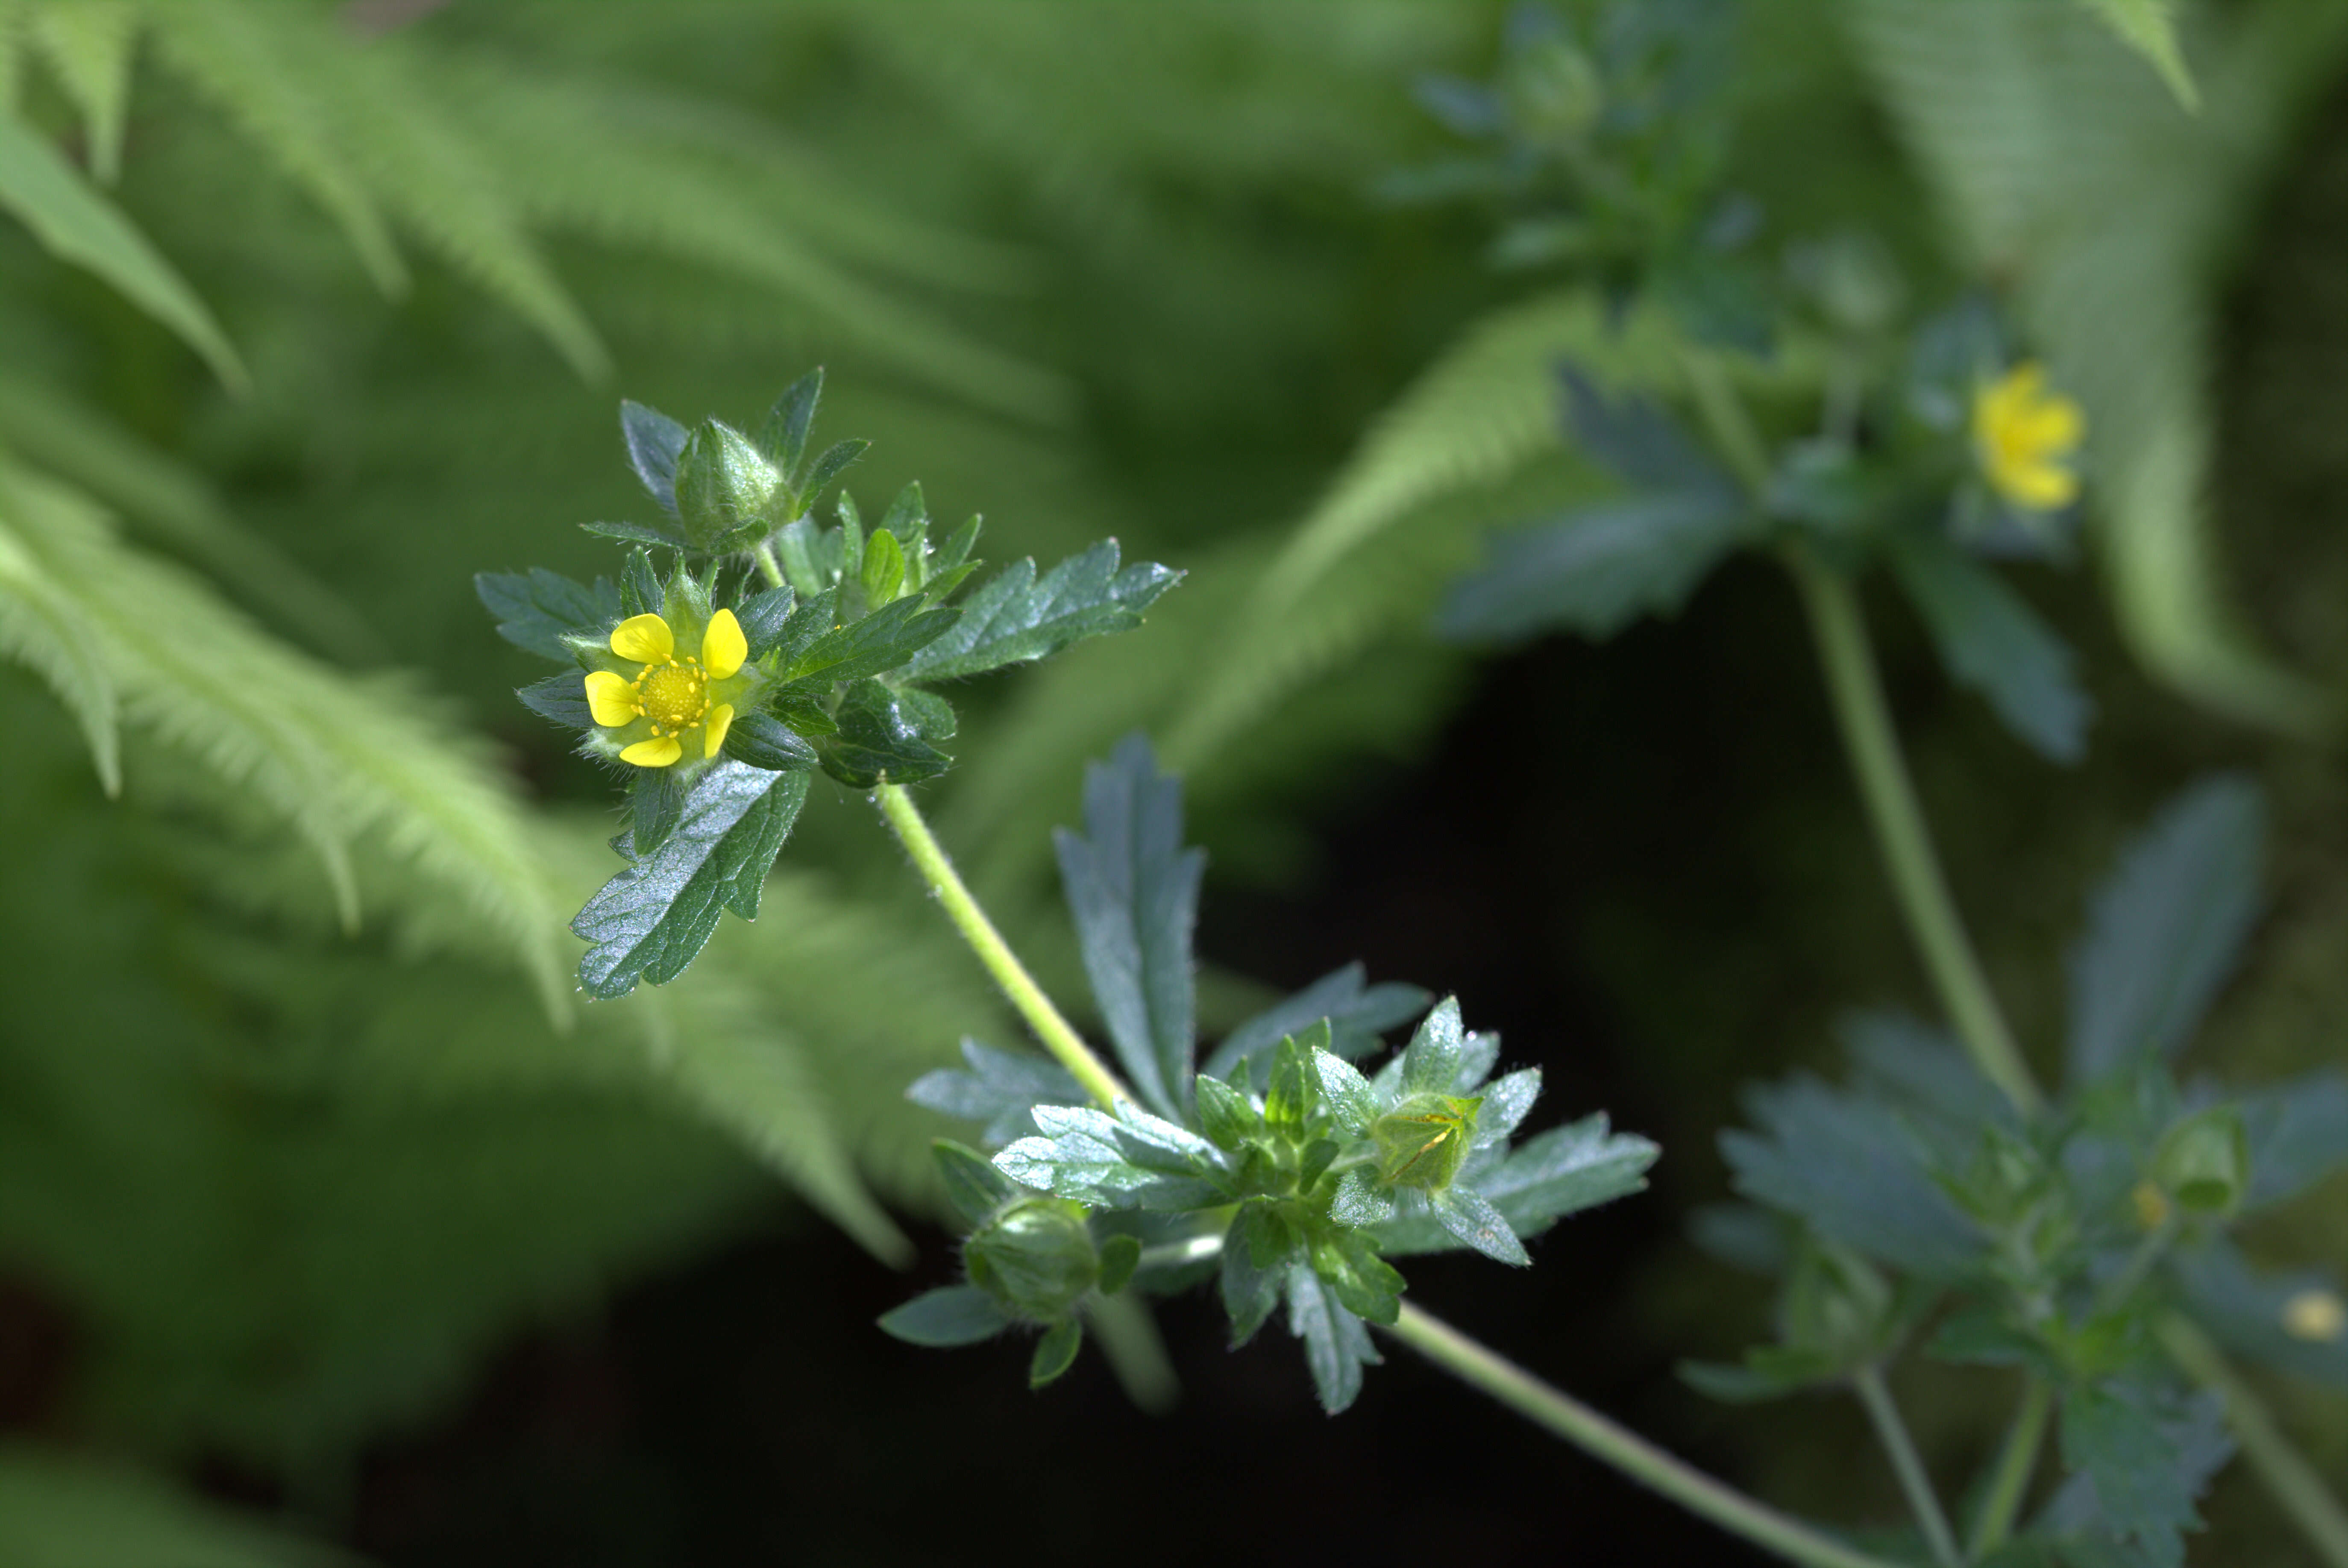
(2131, 1181), (2171, 1231)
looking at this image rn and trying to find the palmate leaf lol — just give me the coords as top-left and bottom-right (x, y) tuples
(994, 1101), (1230, 1212)
(0, 108), (247, 391)
(1201, 961), (1430, 1085)
(0, 1447), (352, 1568)
(2047, 1384), (2229, 1568)
(906, 1038), (1087, 1148)
(900, 540), (1180, 682)
(474, 566), (620, 662)
(817, 678), (952, 788)
(2065, 775), (2262, 1086)
(1285, 1260), (1380, 1415)
(1888, 530), (2093, 763)
(1440, 489), (1750, 643)
(572, 763), (810, 1000)
(1052, 735), (1203, 1122)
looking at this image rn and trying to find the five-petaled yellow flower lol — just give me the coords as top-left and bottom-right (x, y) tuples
(1972, 361), (2084, 512)
(584, 608), (748, 768)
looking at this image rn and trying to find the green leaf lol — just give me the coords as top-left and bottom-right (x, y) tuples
(1679, 1348), (1846, 1405)
(0, 511), (122, 794)
(860, 526), (906, 605)
(475, 567), (620, 662)
(1192, 1072), (1258, 1152)
(901, 540), (1180, 681)
(906, 1038), (1087, 1148)
(2055, 1384), (2220, 1568)
(1310, 1049), (1379, 1138)
(618, 548), (663, 618)
(818, 678), (952, 788)
(1431, 1185), (1530, 1266)
(2066, 776), (2262, 1086)
(29, 2), (137, 183)
(1396, 998), (1467, 1098)
(2075, 0), (2198, 109)
(777, 594), (960, 686)
(2236, 1067), (2348, 1208)
(1285, 1261), (1379, 1414)
(579, 518), (687, 548)
(619, 399), (691, 516)
(2172, 1238), (2348, 1389)
(756, 369), (825, 476)
(1030, 1316), (1083, 1388)
(993, 1102), (1229, 1212)
(1221, 1204), (1292, 1347)
(1202, 963), (1430, 1084)
(0, 109), (247, 391)
(1381, 1116), (1653, 1255)
(1052, 735), (1203, 1123)
(1095, 1234), (1142, 1297)
(1722, 1078), (1978, 1277)
(878, 1285), (1012, 1348)
(801, 438), (869, 502)
(732, 582), (795, 655)
(626, 766), (689, 859)
(1312, 1231), (1407, 1324)
(673, 420), (781, 552)
(932, 1138), (1020, 1227)
(722, 711), (819, 773)
(1888, 530), (2092, 763)
(1557, 365), (1732, 492)
(514, 672), (590, 731)
(572, 763), (811, 1000)
(0, 1447), (350, 1568)
(1439, 489), (1749, 644)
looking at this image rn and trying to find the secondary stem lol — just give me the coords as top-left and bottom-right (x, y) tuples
(1852, 1366), (1961, 1568)
(1784, 549), (2043, 1117)
(1967, 1376), (2051, 1560)
(1389, 1304), (1908, 1568)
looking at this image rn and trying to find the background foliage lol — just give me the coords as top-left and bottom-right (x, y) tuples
(0, 2), (2342, 1563)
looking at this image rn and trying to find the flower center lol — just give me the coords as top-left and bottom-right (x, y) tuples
(636, 659), (709, 734)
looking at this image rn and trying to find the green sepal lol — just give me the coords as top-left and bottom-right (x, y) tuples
(477, 567), (622, 661)
(619, 548), (663, 617)
(1095, 1234), (1142, 1296)
(627, 765), (690, 858)
(674, 419), (781, 552)
(723, 711), (819, 772)
(1194, 1072), (1258, 1152)
(861, 527), (907, 606)
(966, 1197), (1098, 1321)
(899, 539), (1180, 682)
(572, 763), (810, 999)
(1029, 1317), (1083, 1389)
(755, 368), (824, 476)
(515, 672), (592, 730)
(933, 1138), (1019, 1227)
(819, 679), (953, 788)
(619, 398), (691, 514)
(878, 1285), (1013, 1348)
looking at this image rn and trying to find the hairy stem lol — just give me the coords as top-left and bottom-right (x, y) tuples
(1852, 1365), (1961, 1568)
(874, 781), (1131, 1110)
(1388, 1305), (1908, 1568)
(752, 541), (788, 590)
(2162, 1315), (2348, 1568)
(1784, 549), (2043, 1117)
(1968, 1375), (2051, 1560)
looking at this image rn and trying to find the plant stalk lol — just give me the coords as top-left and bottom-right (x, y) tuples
(1967, 1375), (2051, 1560)
(1388, 1304), (1909, 1568)
(1784, 549), (2042, 1117)
(1852, 1365), (1961, 1568)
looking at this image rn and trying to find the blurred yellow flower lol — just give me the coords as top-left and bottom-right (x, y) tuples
(1972, 361), (2084, 511)
(584, 608), (747, 767)
(2281, 1288), (2345, 1344)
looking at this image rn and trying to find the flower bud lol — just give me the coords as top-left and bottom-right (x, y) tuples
(963, 1197), (1098, 1324)
(1370, 1093), (1482, 1193)
(2151, 1106), (2250, 1219)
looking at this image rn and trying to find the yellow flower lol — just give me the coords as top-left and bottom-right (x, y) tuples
(1972, 361), (2084, 511)
(584, 608), (748, 767)
(2282, 1288), (2346, 1344)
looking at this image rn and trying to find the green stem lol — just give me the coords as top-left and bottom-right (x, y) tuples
(873, 781), (1131, 1110)
(1967, 1376), (2051, 1561)
(1388, 1304), (1907, 1568)
(1784, 549), (2043, 1117)
(2161, 1315), (2348, 1568)
(1852, 1365), (1961, 1568)
(752, 541), (787, 590)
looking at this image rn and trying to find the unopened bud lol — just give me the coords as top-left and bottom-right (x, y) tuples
(963, 1197), (1097, 1324)
(1371, 1093), (1482, 1193)
(2151, 1107), (2250, 1218)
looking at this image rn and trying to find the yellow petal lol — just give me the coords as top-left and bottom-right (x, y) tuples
(610, 613), (674, 664)
(619, 734), (683, 768)
(703, 704), (735, 759)
(2016, 394), (2083, 453)
(2000, 458), (2078, 512)
(584, 670), (640, 728)
(701, 607), (747, 678)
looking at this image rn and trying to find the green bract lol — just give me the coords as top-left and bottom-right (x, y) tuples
(964, 1198), (1101, 1324)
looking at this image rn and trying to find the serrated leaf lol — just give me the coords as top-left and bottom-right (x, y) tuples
(878, 1285), (1011, 1348)
(1679, 1348), (1846, 1404)
(819, 678), (952, 788)
(619, 549), (662, 618)
(732, 583), (796, 655)
(1331, 1166), (1396, 1228)
(1472, 1068), (1542, 1149)
(1285, 1261), (1379, 1414)
(2066, 776), (2262, 1085)
(1439, 489), (1750, 644)
(932, 1139), (1019, 1227)
(722, 711), (818, 773)
(906, 1037), (1087, 1148)
(993, 1103), (1227, 1212)
(1889, 530), (2092, 762)
(1030, 1316), (1083, 1387)
(1222, 1207), (1287, 1346)
(2075, 0), (2198, 109)
(756, 369), (824, 475)
(1432, 1185), (1531, 1266)
(778, 593), (960, 686)
(1722, 1078), (1978, 1277)
(580, 518), (687, 549)
(1051, 735), (1202, 1122)
(1381, 1114), (1656, 1258)
(572, 763), (810, 1000)
(1559, 364), (1731, 492)
(2054, 1384), (2220, 1568)
(1203, 963), (1430, 1084)
(619, 399), (691, 515)
(0, 109), (247, 391)
(801, 438), (869, 502)
(901, 540), (1180, 681)
(514, 673), (590, 731)
(475, 567), (620, 663)
(625, 767), (689, 860)
(1313, 1231), (1406, 1324)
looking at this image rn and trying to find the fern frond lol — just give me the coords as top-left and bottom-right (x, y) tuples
(27, 0), (138, 182)
(0, 497), (119, 793)
(0, 456), (568, 1012)
(1849, 0), (2348, 728)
